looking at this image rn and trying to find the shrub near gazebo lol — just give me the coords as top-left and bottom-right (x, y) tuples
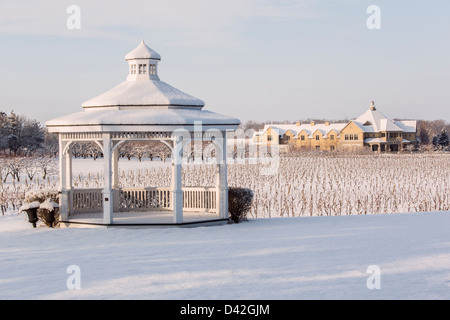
(20, 189), (59, 228)
(228, 187), (254, 223)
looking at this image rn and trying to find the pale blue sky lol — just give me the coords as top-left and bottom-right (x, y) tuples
(0, 0), (449, 124)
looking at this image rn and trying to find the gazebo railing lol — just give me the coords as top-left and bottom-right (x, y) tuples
(182, 187), (217, 212)
(120, 187), (172, 211)
(70, 187), (218, 214)
(71, 188), (103, 214)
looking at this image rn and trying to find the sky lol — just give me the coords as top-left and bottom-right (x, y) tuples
(0, 0), (449, 125)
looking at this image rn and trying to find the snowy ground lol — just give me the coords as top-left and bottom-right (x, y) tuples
(1, 211), (450, 300)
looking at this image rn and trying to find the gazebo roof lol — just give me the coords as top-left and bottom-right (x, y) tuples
(81, 80), (205, 109)
(46, 108), (240, 131)
(46, 40), (239, 132)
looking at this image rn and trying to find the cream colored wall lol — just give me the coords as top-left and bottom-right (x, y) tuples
(283, 130), (295, 144)
(262, 127), (279, 145)
(338, 122), (364, 149)
(296, 130), (311, 149)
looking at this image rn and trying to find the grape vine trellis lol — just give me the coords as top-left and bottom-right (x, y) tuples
(1, 153), (449, 217)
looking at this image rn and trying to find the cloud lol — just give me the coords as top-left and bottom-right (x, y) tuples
(0, 0), (317, 47)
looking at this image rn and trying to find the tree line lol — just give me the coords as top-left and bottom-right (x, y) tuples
(0, 110), (59, 157)
(0, 109), (449, 158)
(0, 110), (172, 159)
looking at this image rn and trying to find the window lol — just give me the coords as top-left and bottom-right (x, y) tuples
(330, 135), (334, 141)
(130, 64), (136, 74)
(344, 134), (358, 141)
(330, 146), (335, 151)
(301, 135), (305, 141)
(285, 135), (290, 141)
(381, 132), (386, 137)
(149, 64), (157, 75)
(389, 132), (400, 139)
(315, 135), (320, 141)
(139, 64), (147, 74)
(267, 135), (273, 141)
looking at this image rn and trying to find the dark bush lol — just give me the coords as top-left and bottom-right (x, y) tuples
(228, 187), (254, 223)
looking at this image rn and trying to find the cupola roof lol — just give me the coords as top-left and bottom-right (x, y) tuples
(125, 39), (161, 61)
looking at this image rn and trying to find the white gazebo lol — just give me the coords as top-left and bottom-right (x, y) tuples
(46, 40), (240, 227)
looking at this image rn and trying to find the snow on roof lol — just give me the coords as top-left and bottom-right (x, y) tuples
(259, 123), (346, 138)
(46, 108), (240, 128)
(394, 120), (417, 133)
(364, 138), (386, 144)
(354, 107), (403, 132)
(380, 118), (403, 132)
(352, 120), (375, 132)
(125, 39), (161, 61)
(82, 80), (205, 108)
(253, 104), (417, 140)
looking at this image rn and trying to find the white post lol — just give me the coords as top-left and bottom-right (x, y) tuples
(112, 144), (119, 189)
(66, 144), (73, 216)
(102, 133), (113, 224)
(112, 145), (120, 212)
(218, 132), (228, 219)
(59, 136), (69, 221)
(172, 135), (183, 223)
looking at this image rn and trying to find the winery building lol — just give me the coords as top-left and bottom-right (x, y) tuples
(253, 102), (417, 152)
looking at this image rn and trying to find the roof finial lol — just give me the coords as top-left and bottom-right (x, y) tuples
(370, 101), (376, 110)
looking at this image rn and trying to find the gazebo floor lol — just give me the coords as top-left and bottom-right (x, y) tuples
(59, 211), (228, 228)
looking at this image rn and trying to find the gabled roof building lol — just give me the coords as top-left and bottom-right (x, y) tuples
(253, 101), (417, 152)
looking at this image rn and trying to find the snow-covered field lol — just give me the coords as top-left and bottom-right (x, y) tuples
(1, 153), (449, 300)
(1, 211), (450, 300)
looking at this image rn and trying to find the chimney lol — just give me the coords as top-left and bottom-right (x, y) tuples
(310, 121), (315, 126)
(325, 122), (330, 126)
(370, 101), (376, 111)
(296, 121), (301, 126)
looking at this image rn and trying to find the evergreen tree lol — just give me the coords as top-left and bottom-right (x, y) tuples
(5, 111), (23, 155)
(432, 135), (438, 147)
(437, 129), (449, 147)
(0, 110), (45, 155)
(0, 111), (8, 152)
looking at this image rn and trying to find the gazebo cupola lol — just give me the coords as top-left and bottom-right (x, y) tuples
(125, 39), (161, 81)
(81, 40), (205, 111)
